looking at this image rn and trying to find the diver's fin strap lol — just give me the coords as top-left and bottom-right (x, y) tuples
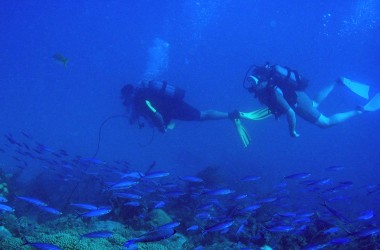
(240, 108), (272, 120)
(145, 100), (157, 113)
(234, 119), (251, 148)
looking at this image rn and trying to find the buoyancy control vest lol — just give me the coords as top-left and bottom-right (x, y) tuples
(141, 80), (185, 101)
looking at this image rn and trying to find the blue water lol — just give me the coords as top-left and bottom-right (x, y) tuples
(0, 1), (379, 249)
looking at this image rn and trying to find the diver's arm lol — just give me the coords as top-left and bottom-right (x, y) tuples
(152, 111), (166, 133)
(286, 108), (299, 138)
(145, 100), (166, 133)
(274, 88), (300, 138)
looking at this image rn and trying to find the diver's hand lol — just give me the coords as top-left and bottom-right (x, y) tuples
(290, 130), (300, 138)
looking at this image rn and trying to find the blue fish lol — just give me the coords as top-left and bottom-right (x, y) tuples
(357, 210), (374, 220)
(267, 225), (294, 233)
(124, 201), (141, 207)
(108, 180), (139, 190)
(325, 165), (345, 171)
(0, 203), (15, 212)
(143, 171), (170, 179)
(124, 228), (176, 247)
(322, 227), (339, 234)
(239, 175), (261, 182)
(203, 188), (235, 196)
(22, 241), (61, 250)
(70, 203), (98, 210)
(284, 172), (311, 180)
(204, 220), (234, 233)
(353, 227), (380, 238)
(186, 225), (199, 231)
(81, 231), (113, 239)
(154, 201), (165, 209)
(156, 221), (181, 229)
(17, 196), (48, 207)
(114, 193), (142, 200)
(37, 206), (62, 215)
(239, 204), (261, 214)
(79, 207), (112, 217)
(329, 237), (351, 245)
(179, 176), (204, 183)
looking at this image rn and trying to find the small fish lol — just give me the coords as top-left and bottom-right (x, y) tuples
(81, 231), (113, 239)
(80, 157), (106, 165)
(154, 201), (165, 209)
(114, 193), (142, 200)
(186, 225), (199, 231)
(0, 196), (8, 202)
(325, 165), (345, 171)
(203, 188), (235, 196)
(179, 176), (204, 183)
(301, 243), (329, 250)
(353, 227), (380, 238)
(0, 203), (15, 212)
(124, 228), (176, 247)
(52, 53), (68, 67)
(357, 210), (374, 220)
(121, 171), (144, 179)
(284, 172), (311, 180)
(22, 241), (62, 250)
(143, 171), (170, 179)
(17, 196), (48, 207)
(277, 212), (296, 218)
(79, 207), (112, 217)
(236, 224), (246, 235)
(257, 197), (277, 203)
(329, 237), (351, 245)
(70, 203), (98, 210)
(195, 212), (212, 219)
(108, 181), (139, 190)
(267, 225), (294, 233)
(239, 204), (261, 213)
(204, 220), (234, 233)
(233, 194), (248, 201)
(37, 206), (62, 215)
(240, 175), (261, 182)
(156, 222), (181, 229)
(322, 227), (339, 234)
(124, 201), (141, 207)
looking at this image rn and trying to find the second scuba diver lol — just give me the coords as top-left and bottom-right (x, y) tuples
(242, 63), (380, 137)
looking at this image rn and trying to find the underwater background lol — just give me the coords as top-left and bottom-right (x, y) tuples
(0, 1), (380, 249)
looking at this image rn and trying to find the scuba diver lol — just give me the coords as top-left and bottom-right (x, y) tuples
(121, 80), (242, 134)
(243, 63), (380, 138)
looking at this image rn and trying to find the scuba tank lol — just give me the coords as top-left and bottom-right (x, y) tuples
(142, 80), (186, 100)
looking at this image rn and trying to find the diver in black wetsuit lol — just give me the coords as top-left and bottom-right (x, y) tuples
(121, 80), (238, 133)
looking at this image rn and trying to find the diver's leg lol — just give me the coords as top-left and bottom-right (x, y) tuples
(313, 83), (337, 108)
(315, 110), (363, 128)
(200, 110), (229, 120)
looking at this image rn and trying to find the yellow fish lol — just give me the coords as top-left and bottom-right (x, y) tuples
(52, 53), (68, 67)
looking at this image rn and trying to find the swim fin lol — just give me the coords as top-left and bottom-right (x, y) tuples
(240, 108), (272, 120)
(340, 77), (370, 99)
(234, 119), (251, 148)
(364, 93), (380, 112)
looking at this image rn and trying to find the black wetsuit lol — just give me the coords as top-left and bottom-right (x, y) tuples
(258, 71), (321, 123)
(130, 82), (201, 129)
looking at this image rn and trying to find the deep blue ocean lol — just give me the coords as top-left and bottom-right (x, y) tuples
(0, 1), (379, 249)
